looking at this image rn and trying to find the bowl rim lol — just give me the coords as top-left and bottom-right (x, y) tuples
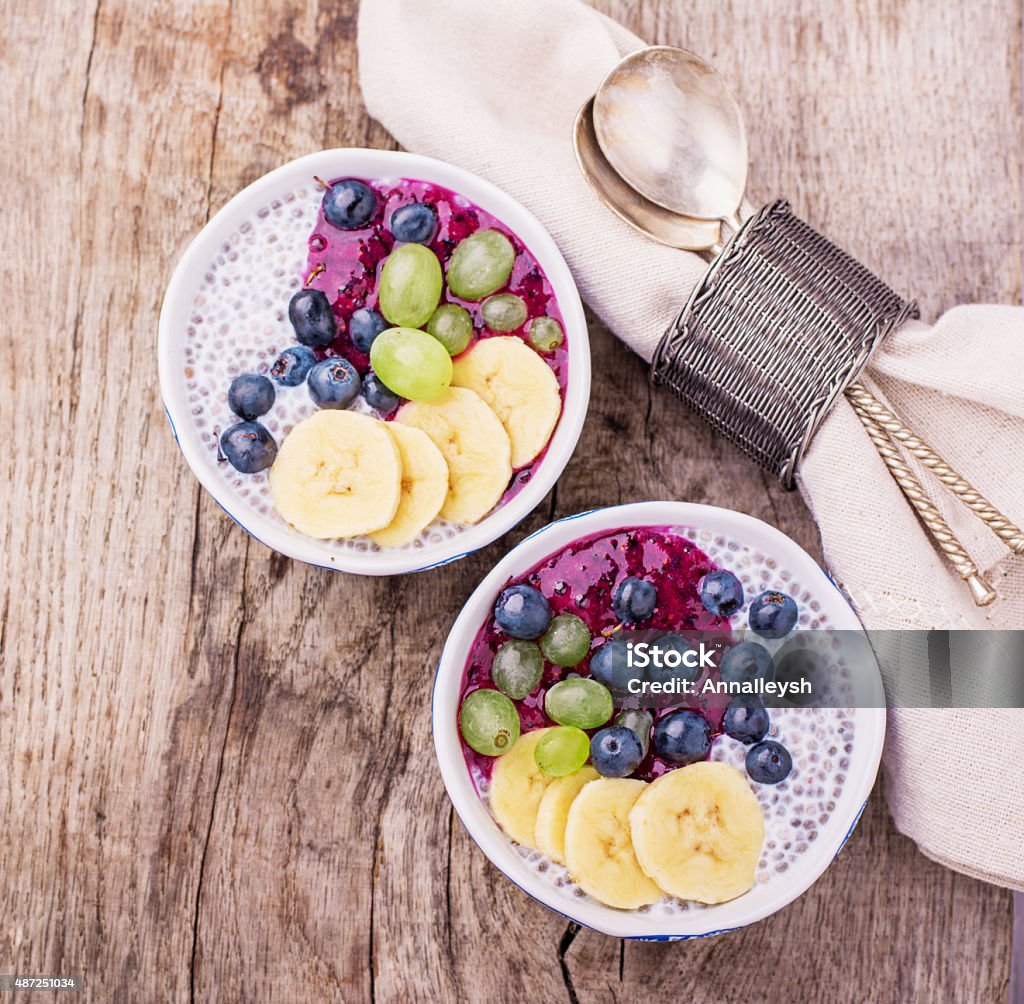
(431, 501), (886, 939)
(158, 148), (591, 575)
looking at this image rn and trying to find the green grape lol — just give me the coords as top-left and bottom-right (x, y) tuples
(459, 688), (521, 756)
(614, 708), (653, 758)
(427, 303), (474, 355)
(446, 229), (515, 300)
(538, 613), (591, 667)
(491, 640), (544, 700)
(534, 726), (590, 777)
(528, 316), (564, 353)
(544, 678), (613, 730)
(481, 293), (527, 332)
(369, 326), (452, 401)
(378, 243), (443, 328)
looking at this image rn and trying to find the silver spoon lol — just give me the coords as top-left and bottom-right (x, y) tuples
(581, 45), (999, 605)
(592, 45), (748, 234)
(573, 97), (723, 253)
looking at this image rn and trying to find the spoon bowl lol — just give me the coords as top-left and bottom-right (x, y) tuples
(573, 98), (722, 252)
(593, 46), (747, 229)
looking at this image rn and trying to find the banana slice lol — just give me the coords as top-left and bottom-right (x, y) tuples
(630, 761), (764, 905)
(369, 423), (448, 547)
(534, 766), (599, 866)
(395, 387), (511, 524)
(269, 411), (401, 538)
(451, 336), (562, 469)
(489, 728), (555, 848)
(564, 778), (662, 910)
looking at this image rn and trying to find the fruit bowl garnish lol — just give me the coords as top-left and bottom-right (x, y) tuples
(433, 502), (885, 938)
(159, 150), (589, 574)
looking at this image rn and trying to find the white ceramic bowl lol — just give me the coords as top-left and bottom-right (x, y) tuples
(158, 149), (590, 575)
(432, 501), (885, 939)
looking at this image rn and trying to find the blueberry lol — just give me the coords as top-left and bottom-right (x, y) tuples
(588, 638), (633, 691)
(220, 421), (277, 473)
(719, 641), (774, 686)
(613, 577), (657, 623)
(322, 178), (377, 230)
(349, 308), (388, 354)
(363, 372), (400, 413)
(307, 357), (361, 409)
(227, 373), (275, 420)
(494, 585), (551, 640)
(390, 202), (438, 243)
(749, 590), (799, 639)
(270, 346), (316, 386)
(700, 569), (744, 618)
(722, 695), (769, 744)
(288, 289), (337, 348)
(774, 646), (824, 706)
(746, 740), (793, 784)
(653, 709), (711, 765)
(645, 631), (702, 686)
(591, 727), (644, 778)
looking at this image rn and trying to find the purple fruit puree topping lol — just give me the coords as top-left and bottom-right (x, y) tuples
(460, 526), (740, 784)
(303, 177), (566, 380)
(301, 176), (568, 501)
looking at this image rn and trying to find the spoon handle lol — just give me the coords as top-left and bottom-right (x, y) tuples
(846, 383), (1024, 555)
(849, 393), (997, 606)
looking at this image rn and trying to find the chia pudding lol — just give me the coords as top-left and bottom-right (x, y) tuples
(180, 174), (569, 552)
(456, 524), (856, 914)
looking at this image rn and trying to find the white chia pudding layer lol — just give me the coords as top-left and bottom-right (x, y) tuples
(174, 177), (567, 554)
(468, 525), (858, 915)
(178, 184), (466, 554)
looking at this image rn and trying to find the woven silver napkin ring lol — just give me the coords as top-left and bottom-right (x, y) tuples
(651, 199), (919, 488)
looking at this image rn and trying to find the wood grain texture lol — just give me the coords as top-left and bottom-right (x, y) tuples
(0, 0), (1016, 1002)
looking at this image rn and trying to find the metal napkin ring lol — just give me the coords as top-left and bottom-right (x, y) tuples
(651, 200), (919, 488)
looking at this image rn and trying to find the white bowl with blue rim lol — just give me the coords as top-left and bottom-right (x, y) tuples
(432, 501), (885, 939)
(158, 149), (590, 575)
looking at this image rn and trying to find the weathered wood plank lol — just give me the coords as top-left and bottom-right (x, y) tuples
(1, 0), (241, 1000)
(0, 0), (1016, 1002)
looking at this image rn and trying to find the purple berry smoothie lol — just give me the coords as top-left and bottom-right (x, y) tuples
(459, 526), (738, 783)
(301, 176), (568, 504)
(303, 177), (568, 387)
(186, 171), (574, 543)
(454, 521), (859, 905)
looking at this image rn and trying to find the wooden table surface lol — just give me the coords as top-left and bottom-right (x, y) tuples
(2, 1), (1020, 1001)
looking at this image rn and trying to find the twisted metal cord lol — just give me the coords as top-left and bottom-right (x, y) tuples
(852, 404), (996, 606)
(846, 383), (1024, 555)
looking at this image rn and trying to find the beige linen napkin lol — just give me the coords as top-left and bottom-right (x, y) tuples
(359, 0), (1024, 890)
